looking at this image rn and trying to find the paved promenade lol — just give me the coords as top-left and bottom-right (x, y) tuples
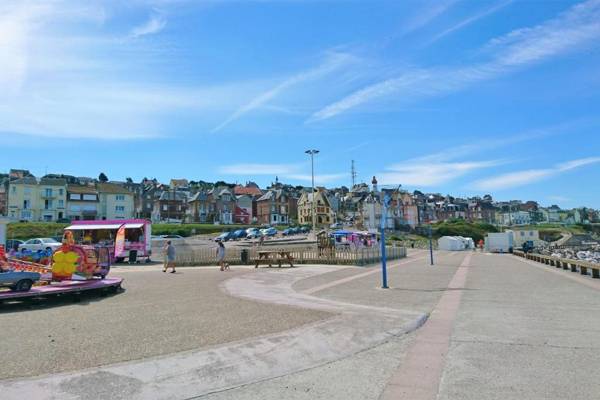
(1, 250), (599, 399)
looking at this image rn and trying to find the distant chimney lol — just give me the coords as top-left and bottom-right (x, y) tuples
(371, 176), (378, 192)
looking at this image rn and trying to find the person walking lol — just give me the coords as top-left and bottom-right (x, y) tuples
(163, 240), (176, 273)
(216, 240), (227, 271)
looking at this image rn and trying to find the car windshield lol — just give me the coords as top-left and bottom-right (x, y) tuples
(41, 238), (59, 243)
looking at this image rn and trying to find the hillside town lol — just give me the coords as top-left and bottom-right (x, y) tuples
(1, 169), (597, 230)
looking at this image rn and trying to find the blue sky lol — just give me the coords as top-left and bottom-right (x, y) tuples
(1, 0), (599, 208)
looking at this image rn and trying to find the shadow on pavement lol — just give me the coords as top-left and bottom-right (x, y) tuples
(0, 287), (125, 314)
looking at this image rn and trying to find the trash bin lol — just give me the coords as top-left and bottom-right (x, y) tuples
(129, 250), (138, 264)
(241, 249), (249, 265)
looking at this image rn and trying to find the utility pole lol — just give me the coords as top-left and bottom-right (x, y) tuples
(305, 149), (319, 234)
(351, 160), (357, 189)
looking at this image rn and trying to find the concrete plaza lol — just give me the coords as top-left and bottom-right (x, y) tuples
(1, 249), (599, 399)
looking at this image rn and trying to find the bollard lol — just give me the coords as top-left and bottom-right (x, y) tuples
(563, 262), (569, 271)
(580, 266), (588, 276)
(592, 268), (600, 279)
(570, 263), (577, 273)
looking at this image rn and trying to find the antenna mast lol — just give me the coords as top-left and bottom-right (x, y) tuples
(351, 160), (357, 188)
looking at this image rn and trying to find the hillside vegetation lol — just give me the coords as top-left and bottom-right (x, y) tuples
(7, 223), (68, 240)
(431, 219), (498, 242)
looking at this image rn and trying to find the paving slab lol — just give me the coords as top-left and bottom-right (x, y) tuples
(0, 264), (426, 400)
(438, 253), (600, 400)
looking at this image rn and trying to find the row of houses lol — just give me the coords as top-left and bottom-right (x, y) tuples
(1, 170), (597, 228)
(0, 170), (135, 222)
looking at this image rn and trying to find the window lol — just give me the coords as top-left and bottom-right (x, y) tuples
(529, 232), (534, 237)
(44, 199), (53, 210)
(11, 186), (16, 193)
(520, 231), (525, 237)
(58, 200), (64, 208)
(69, 193), (81, 200)
(70, 205), (81, 211)
(23, 199), (30, 209)
(43, 215), (52, 222)
(116, 195), (125, 201)
(115, 206), (125, 212)
(162, 205), (168, 211)
(59, 188), (64, 195)
(83, 194), (96, 201)
(45, 188), (52, 197)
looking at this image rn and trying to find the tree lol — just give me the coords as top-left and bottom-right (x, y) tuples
(126, 177), (133, 183)
(98, 172), (108, 182)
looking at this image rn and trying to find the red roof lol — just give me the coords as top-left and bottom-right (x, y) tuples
(234, 185), (262, 196)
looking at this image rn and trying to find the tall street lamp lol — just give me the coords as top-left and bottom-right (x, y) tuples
(305, 149), (319, 234)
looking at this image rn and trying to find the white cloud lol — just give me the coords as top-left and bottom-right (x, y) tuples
(130, 13), (166, 38)
(309, 0), (600, 121)
(212, 52), (354, 132)
(472, 156), (600, 190)
(218, 163), (299, 176)
(285, 173), (347, 184)
(402, 0), (459, 35)
(427, 0), (513, 44)
(218, 163), (344, 184)
(379, 160), (502, 187)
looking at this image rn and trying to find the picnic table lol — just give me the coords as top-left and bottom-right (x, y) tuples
(254, 250), (294, 268)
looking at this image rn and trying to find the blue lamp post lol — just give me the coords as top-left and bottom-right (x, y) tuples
(380, 192), (391, 289)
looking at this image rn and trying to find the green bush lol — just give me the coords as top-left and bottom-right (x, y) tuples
(432, 220), (499, 242)
(7, 222), (69, 240)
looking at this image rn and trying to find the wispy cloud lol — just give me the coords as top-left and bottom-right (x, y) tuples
(402, 0), (459, 35)
(379, 160), (503, 187)
(374, 127), (570, 187)
(427, 0), (513, 44)
(309, 0), (600, 122)
(130, 12), (166, 38)
(212, 52), (354, 132)
(218, 163), (344, 184)
(472, 156), (600, 190)
(218, 163), (298, 176)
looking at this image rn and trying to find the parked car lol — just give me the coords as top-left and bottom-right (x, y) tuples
(231, 229), (247, 240)
(5, 239), (24, 251)
(161, 234), (185, 240)
(245, 228), (261, 239)
(20, 238), (62, 253)
(0, 269), (41, 292)
(260, 227), (278, 237)
(300, 226), (310, 233)
(215, 231), (234, 242)
(330, 222), (343, 229)
(282, 228), (293, 236)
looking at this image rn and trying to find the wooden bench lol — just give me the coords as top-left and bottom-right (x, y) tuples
(254, 250), (294, 268)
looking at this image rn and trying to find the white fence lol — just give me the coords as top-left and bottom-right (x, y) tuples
(172, 245), (406, 267)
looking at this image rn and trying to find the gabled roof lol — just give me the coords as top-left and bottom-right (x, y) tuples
(257, 190), (274, 202)
(39, 177), (67, 186)
(67, 184), (98, 194)
(10, 177), (37, 185)
(187, 191), (208, 203)
(158, 191), (187, 201)
(234, 185), (263, 196)
(97, 183), (130, 194)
